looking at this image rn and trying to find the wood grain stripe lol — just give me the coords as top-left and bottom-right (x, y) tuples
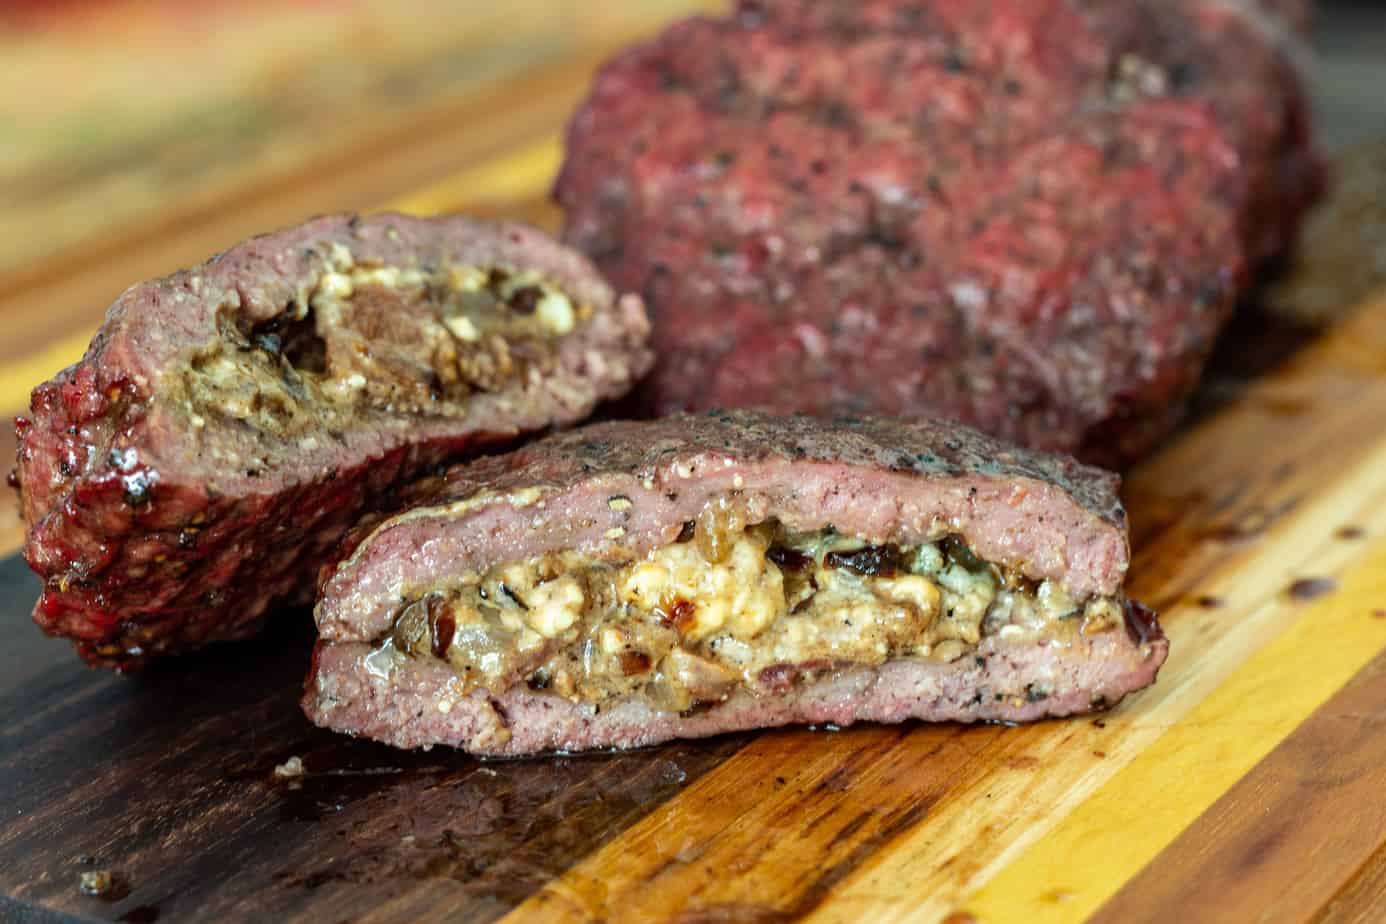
(493, 300), (1386, 924)
(804, 439), (1386, 924)
(1089, 645), (1386, 924)
(0, 44), (595, 376)
(0, 135), (564, 422)
(957, 538), (1386, 922)
(1315, 837), (1386, 924)
(0, 333), (92, 419)
(388, 134), (563, 218)
(0, 609), (749, 923)
(374, 725), (1001, 924)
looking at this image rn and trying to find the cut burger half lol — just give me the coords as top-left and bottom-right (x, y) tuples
(13, 213), (652, 668)
(305, 410), (1166, 755)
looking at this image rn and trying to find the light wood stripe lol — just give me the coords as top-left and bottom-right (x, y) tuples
(1090, 646), (1386, 923)
(0, 333), (91, 420)
(0, 135), (563, 422)
(960, 537), (1386, 924)
(387, 134), (562, 218)
(493, 300), (1386, 923)
(803, 432), (1386, 924)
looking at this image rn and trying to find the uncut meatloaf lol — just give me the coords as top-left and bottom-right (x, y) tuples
(12, 213), (652, 669)
(303, 411), (1166, 756)
(556, 0), (1322, 466)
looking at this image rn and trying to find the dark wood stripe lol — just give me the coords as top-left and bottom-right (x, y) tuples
(1092, 644), (1386, 924)
(513, 720), (1017, 923)
(1314, 837), (1386, 924)
(0, 572), (747, 924)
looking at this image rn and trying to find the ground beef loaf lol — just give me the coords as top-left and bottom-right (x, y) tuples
(556, 0), (1322, 466)
(303, 411), (1166, 756)
(13, 214), (652, 669)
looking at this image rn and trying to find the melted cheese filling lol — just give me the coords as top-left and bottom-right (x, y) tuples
(386, 507), (1123, 713)
(179, 248), (592, 449)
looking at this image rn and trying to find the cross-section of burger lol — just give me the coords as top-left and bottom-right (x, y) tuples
(305, 411), (1165, 755)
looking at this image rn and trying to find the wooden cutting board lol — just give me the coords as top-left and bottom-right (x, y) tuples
(5, 8), (1386, 920)
(3, 141), (1386, 923)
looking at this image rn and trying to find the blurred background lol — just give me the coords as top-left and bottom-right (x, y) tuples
(0, 0), (718, 555)
(0, 2), (719, 394)
(0, 0), (1382, 554)
(1, 1), (727, 276)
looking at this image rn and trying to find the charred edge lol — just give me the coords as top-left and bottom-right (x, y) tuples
(6, 417), (22, 490)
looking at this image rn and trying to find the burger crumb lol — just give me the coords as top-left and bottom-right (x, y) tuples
(273, 756), (306, 779)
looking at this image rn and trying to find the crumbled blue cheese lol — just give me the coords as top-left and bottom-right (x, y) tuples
(524, 576), (585, 638)
(395, 507), (1121, 710)
(621, 535), (785, 641)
